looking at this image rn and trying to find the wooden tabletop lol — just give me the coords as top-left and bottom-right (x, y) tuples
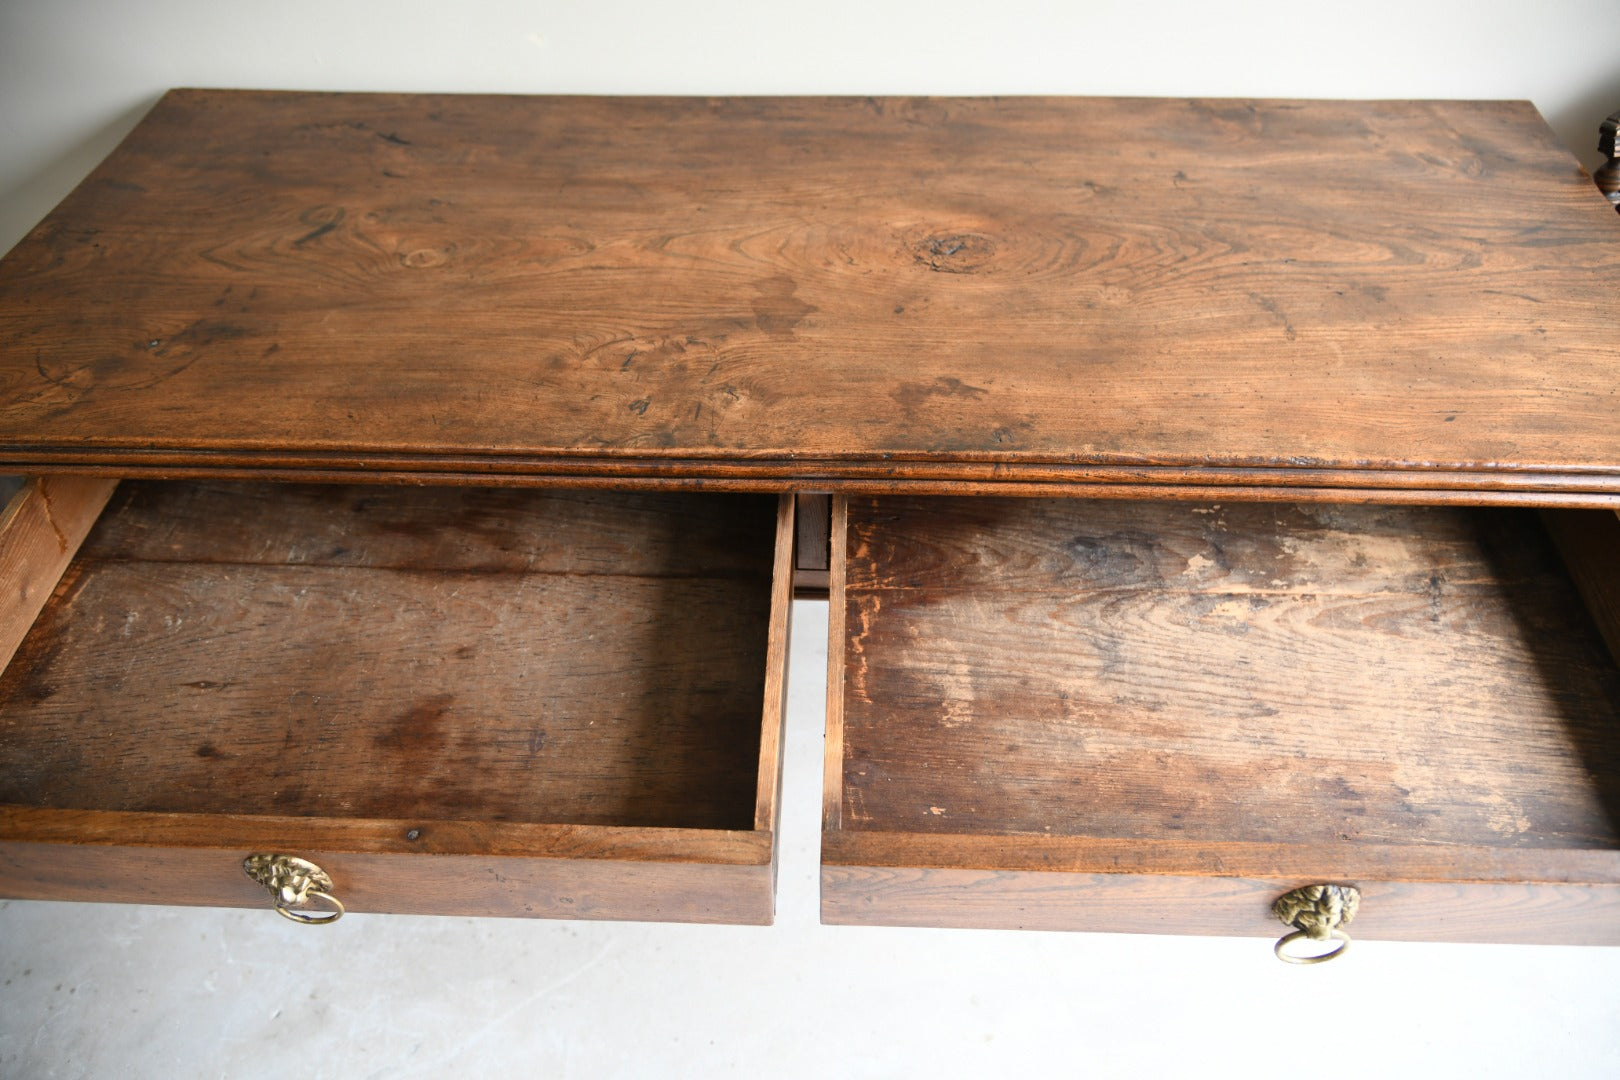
(0, 91), (1616, 501)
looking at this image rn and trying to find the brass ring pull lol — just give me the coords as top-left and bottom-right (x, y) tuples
(1274, 927), (1351, 964)
(243, 853), (345, 926)
(272, 889), (345, 925)
(1271, 883), (1359, 965)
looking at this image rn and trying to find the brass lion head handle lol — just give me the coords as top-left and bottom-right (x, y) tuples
(243, 853), (345, 925)
(1272, 883), (1359, 964)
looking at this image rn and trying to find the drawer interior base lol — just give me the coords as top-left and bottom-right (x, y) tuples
(0, 482), (778, 832)
(826, 497), (1620, 941)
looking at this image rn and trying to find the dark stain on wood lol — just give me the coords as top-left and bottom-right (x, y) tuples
(0, 482), (780, 830)
(375, 694), (454, 756)
(750, 275), (817, 337)
(838, 497), (1620, 851)
(892, 376), (991, 419)
(1, 93), (1614, 491)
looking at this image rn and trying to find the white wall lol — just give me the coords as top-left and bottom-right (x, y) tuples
(3, 0), (1619, 252)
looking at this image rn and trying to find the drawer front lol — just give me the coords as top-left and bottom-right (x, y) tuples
(0, 480), (795, 925)
(821, 842), (1620, 945)
(822, 496), (1620, 945)
(0, 817), (776, 924)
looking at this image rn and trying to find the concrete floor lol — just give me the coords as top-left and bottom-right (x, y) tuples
(2, 601), (1617, 1078)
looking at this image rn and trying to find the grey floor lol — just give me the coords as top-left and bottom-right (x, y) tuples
(2, 601), (1617, 1078)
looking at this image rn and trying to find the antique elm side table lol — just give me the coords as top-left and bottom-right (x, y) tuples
(0, 92), (1616, 958)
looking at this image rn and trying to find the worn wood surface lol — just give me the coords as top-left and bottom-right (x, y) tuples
(821, 864), (1620, 944)
(1, 92), (1617, 498)
(793, 493), (830, 596)
(0, 807), (775, 922)
(67, 479), (774, 575)
(821, 830), (1620, 885)
(0, 805), (773, 861)
(827, 495), (1620, 936)
(0, 476), (116, 671)
(0, 483), (779, 830)
(824, 497), (850, 831)
(839, 497), (1620, 848)
(1, 839), (774, 923)
(754, 494), (795, 833)
(795, 495), (831, 572)
(10, 467), (1620, 508)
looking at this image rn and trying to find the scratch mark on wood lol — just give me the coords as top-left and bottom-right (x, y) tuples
(294, 220), (339, 247)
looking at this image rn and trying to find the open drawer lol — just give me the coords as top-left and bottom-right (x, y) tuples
(823, 496), (1620, 946)
(0, 478), (793, 924)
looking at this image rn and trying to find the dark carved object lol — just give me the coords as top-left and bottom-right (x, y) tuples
(1598, 109), (1620, 212)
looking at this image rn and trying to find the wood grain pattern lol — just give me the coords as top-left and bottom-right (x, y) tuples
(0, 482), (791, 922)
(822, 830), (1620, 884)
(754, 494), (794, 833)
(1, 840), (773, 923)
(821, 864), (1620, 944)
(824, 496), (849, 831)
(840, 497), (1620, 848)
(1, 92), (1617, 497)
(0, 805), (773, 862)
(15, 464), (1620, 509)
(70, 479), (780, 576)
(825, 495), (1620, 938)
(0, 483), (777, 829)
(795, 495), (831, 572)
(793, 493), (830, 596)
(0, 476), (116, 670)
(0, 808), (776, 925)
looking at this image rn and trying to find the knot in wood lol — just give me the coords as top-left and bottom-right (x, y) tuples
(913, 232), (996, 273)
